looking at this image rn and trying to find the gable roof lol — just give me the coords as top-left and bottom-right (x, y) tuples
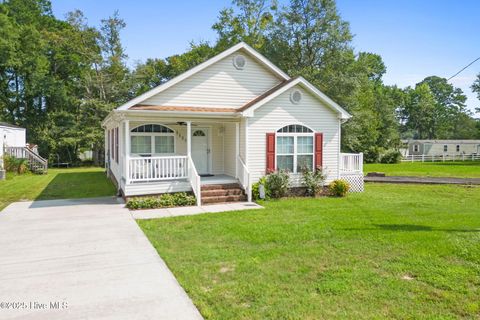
(0, 122), (24, 129)
(239, 77), (351, 119)
(117, 42), (290, 111)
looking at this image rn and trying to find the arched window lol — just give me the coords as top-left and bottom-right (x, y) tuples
(276, 124), (314, 173)
(130, 124), (175, 155)
(192, 130), (206, 137)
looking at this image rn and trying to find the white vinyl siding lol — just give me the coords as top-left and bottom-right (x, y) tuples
(142, 50), (282, 108)
(223, 123), (237, 177)
(247, 85), (340, 184)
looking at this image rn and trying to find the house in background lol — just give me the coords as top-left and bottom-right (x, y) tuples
(102, 42), (364, 205)
(1, 122), (48, 175)
(406, 140), (480, 156)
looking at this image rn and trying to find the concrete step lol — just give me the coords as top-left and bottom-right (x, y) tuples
(201, 188), (244, 197)
(201, 183), (242, 191)
(202, 194), (247, 204)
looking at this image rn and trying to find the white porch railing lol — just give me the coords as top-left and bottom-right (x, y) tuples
(4, 146), (48, 173)
(187, 156), (201, 206)
(237, 155), (252, 202)
(340, 152), (363, 174)
(128, 156), (188, 182)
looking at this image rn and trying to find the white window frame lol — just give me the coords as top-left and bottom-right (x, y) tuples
(276, 125), (315, 174)
(130, 125), (176, 156)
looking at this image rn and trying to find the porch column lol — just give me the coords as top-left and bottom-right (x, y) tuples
(186, 121), (192, 157)
(124, 120), (130, 184)
(235, 122), (240, 178)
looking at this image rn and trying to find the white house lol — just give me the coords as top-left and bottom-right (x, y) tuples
(102, 42), (363, 205)
(406, 139), (480, 156)
(1, 122), (27, 174)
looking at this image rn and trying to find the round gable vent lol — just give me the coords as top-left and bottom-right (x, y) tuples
(233, 54), (247, 70)
(290, 89), (302, 104)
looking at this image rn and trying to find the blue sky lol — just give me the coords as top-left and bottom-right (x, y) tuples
(51, 0), (480, 114)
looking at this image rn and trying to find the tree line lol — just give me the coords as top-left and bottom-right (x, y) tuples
(0, 0), (479, 164)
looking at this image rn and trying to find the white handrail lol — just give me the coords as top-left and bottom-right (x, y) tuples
(187, 156), (201, 206)
(4, 146), (48, 173)
(237, 155), (252, 202)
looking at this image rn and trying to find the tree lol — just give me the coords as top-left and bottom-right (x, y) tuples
(212, 0), (275, 50)
(472, 73), (480, 113)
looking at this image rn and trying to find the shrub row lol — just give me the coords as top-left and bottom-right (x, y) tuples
(252, 167), (350, 200)
(126, 192), (196, 210)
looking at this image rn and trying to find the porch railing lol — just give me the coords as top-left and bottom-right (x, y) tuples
(128, 156), (188, 182)
(237, 155), (252, 202)
(4, 146), (48, 174)
(402, 153), (480, 162)
(340, 152), (363, 174)
(187, 156), (201, 206)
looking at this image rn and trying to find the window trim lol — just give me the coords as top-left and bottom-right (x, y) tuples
(444, 145), (448, 152)
(130, 124), (176, 156)
(276, 125), (315, 173)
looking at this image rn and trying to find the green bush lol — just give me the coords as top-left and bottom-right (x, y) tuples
(4, 155), (29, 174)
(266, 170), (290, 199)
(252, 176), (270, 200)
(301, 166), (326, 196)
(380, 149), (402, 164)
(126, 192), (196, 210)
(329, 179), (350, 197)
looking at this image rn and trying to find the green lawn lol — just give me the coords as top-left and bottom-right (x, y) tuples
(139, 184), (480, 319)
(0, 167), (116, 210)
(364, 161), (480, 178)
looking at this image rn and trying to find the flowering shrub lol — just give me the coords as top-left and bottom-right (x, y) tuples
(328, 180), (350, 197)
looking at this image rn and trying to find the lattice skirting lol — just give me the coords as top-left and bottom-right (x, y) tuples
(340, 173), (364, 192)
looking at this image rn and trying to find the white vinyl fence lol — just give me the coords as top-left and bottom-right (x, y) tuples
(402, 153), (480, 162)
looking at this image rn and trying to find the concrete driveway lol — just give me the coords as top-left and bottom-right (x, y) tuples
(0, 197), (203, 320)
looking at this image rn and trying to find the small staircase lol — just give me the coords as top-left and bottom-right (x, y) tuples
(201, 183), (247, 204)
(4, 146), (48, 174)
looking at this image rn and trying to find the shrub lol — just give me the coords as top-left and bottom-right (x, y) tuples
(4, 155), (29, 174)
(252, 176), (270, 200)
(301, 166), (327, 196)
(329, 180), (350, 197)
(266, 170), (290, 199)
(126, 192), (196, 210)
(380, 149), (402, 164)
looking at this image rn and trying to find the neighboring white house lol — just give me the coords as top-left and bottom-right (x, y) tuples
(102, 42), (363, 205)
(1, 122), (26, 173)
(406, 140), (480, 156)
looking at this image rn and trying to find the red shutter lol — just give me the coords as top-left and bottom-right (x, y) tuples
(314, 133), (323, 169)
(266, 132), (276, 173)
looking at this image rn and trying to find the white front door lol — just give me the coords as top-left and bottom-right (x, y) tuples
(191, 128), (210, 174)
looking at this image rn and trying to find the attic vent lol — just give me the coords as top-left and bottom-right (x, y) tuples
(233, 54), (246, 70)
(290, 89), (302, 104)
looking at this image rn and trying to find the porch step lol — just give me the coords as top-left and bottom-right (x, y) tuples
(201, 183), (242, 191)
(202, 194), (247, 204)
(200, 183), (246, 204)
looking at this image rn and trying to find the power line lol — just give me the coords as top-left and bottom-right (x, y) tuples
(447, 56), (480, 81)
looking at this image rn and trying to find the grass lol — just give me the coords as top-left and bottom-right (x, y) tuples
(139, 184), (480, 319)
(364, 161), (480, 178)
(0, 167), (116, 210)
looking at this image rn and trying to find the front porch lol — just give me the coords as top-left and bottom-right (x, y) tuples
(105, 116), (251, 205)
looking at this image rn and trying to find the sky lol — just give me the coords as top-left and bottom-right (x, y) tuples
(51, 0), (480, 115)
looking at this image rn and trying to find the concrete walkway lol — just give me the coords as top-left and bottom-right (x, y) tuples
(364, 175), (480, 185)
(0, 197), (203, 320)
(132, 202), (263, 220)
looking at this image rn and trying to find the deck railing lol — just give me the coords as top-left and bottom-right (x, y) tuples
(340, 153), (363, 174)
(128, 156), (188, 182)
(236, 155), (251, 202)
(4, 146), (48, 173)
